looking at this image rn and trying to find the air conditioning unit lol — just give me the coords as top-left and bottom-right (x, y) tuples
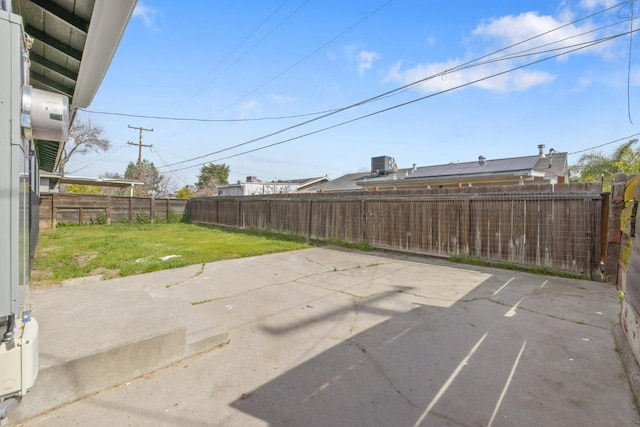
(371, 156), (395, 174)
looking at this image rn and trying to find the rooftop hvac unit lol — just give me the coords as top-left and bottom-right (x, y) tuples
(371, 156), (395, 174)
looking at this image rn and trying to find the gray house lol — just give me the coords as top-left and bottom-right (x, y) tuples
(315, 145), (568, 192)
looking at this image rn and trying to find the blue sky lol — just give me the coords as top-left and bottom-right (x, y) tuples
(66, 0), (640, 188)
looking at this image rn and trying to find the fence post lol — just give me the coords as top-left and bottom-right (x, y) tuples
(150, 197), (155, 223)
(605, 174), (627, 284)
(128, 197), (133, 223)
(50, 194), (55, 229)
(307, 200), (312, 243)
(361, 199), (367, 243)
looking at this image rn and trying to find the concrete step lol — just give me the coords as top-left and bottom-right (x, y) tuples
(10, 269), (229, 424)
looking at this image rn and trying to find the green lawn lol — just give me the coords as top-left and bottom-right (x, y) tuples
(32, 223), (311, 287)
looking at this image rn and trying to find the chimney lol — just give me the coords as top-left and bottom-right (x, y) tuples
(538, 144), (546, 158)
(478, 156), (486, 165)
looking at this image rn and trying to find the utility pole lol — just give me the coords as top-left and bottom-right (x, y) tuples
(127, 125), (153, 180)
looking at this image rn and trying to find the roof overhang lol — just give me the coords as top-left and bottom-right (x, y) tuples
(11, 0), (137, 172)
(40, 172), (144, 190)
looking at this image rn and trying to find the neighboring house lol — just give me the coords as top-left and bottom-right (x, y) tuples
(316, 145), (568, 192)
(217, 176), (329, 196)
(281, 176), (329, 193)
(310, 172), (371, 193)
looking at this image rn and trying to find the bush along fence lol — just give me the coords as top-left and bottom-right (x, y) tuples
(186, 183), (605, 280)
(39, 193), (188, 228)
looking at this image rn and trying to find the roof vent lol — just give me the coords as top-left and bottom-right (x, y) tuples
(538, 144), (546, 158)
(478, 156), (487, 165)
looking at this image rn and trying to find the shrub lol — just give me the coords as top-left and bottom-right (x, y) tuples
(90, 211), (107, 225)
(167, 209), (185, 224)
(135, 213), (152, 224)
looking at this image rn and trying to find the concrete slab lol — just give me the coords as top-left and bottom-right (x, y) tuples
(10, 247), (640, 426)
(10, 263), (229, 423)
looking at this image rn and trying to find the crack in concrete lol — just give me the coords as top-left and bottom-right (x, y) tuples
(165, 263), (205, 289)
(349, 297), (360, 335)
(188, 263), (390, 306)
(462, 296), (612, 330)
(349, 339), (424, 412)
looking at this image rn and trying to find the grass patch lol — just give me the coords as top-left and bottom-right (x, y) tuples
(324, 237), (372, 251)
(449, 255), (584, 279)
(33, 223), (311, 288)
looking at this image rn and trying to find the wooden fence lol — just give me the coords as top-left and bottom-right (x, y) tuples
(187, 183), (604, 279)
(39, 193), (188, 228)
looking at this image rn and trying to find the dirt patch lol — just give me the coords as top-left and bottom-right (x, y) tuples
(74, 252), (98, 267)
(30, 269), (58, 289)
(89, 267), (121, 280)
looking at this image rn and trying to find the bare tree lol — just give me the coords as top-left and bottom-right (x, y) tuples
(59, 116), (110, 174)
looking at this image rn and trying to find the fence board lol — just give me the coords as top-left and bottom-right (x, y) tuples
(39, 193), (187, 227)
(187, 188), (604, 279)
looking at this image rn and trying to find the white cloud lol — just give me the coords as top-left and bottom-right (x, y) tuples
(384, 8), (624, 95)
(579, 0), (619, 10)
(386, 58), (555, 94)
(472, 11), (594, 50)
(357, 50), (380, 75)
(574, 75), (593, 91)
(235, 100), (261, 118)
(343, 44), (380, 75)
(133, 2), (159, 29)
(270, 94), (294, 105)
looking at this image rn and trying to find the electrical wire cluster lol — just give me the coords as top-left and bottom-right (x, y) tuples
(76, 1), (639, 180)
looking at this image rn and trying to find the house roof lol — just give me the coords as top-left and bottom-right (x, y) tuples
(407, 155), (541, 180)
(354, 152), (568, 188)
(311, 172), (370, 192)
(276, 176), (329, 191)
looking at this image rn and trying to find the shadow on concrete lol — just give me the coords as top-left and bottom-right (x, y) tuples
(230, 269), (637, 427)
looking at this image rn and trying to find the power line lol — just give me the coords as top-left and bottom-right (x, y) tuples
(67, 143), (128, 175)
(164, 29), (637, 173)
(148, 0), (394, 149)
(160, 24), (637, 171)
(80, 2), (634, 127)
(81, 1), (634, 130)
(568, 132), (640, 155)
(206, 0), (394, 120)
(164, 0), (294, 115)
(150, 147), (192, 187)
(78, 107), (338, 122)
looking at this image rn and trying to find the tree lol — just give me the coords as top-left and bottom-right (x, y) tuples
(571, 139), (640, 190)
(64, 184), (103, 194)
(125, 159), (165, 196)
(196, 163), (230, 189)
(59, 116), (110, 174)
(176, 186), (195, 199)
